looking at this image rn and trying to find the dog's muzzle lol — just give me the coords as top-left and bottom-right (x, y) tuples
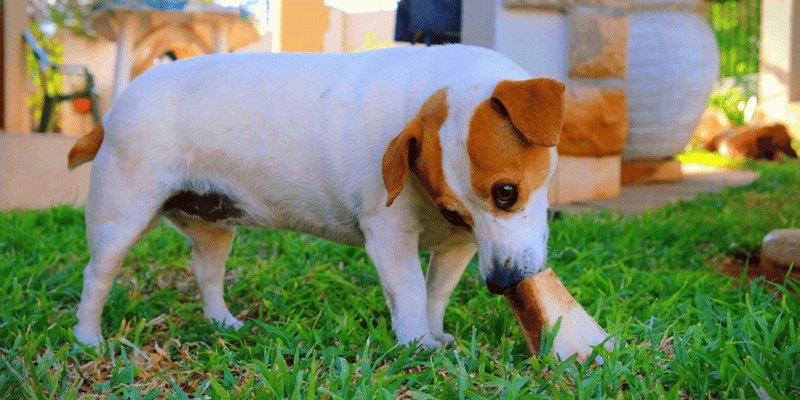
(483, 247), (545, 294)
(476, 210), (550, 295)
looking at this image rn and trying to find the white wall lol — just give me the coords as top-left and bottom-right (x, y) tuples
(493, 0), (568, 81)
(759, 0), (800, 135)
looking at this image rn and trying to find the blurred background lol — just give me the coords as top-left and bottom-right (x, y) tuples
(1, 0), (797, 210)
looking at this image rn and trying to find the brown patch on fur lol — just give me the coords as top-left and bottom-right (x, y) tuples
(704, 123), (798, 161)
(490, 79), (565, 147)
(68, 123), (105, 170)
(382, 88), (473, 226)
(467, 81), (563, 214)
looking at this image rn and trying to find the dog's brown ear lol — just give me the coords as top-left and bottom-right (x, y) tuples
(382, 119), (423, 207)
(382, 88), (449, 207)
(490, 78), (565, 147)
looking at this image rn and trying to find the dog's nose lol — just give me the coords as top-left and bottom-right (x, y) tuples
(485, 265), (525, 295)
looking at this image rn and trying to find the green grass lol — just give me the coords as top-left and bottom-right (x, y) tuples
(2, 156), (799, 399)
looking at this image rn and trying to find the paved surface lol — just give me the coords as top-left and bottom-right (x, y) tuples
(552, 163), (761, 214)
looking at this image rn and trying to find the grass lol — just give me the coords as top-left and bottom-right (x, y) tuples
(1, 155), (799, 399)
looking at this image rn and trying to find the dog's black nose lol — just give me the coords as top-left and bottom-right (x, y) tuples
(485, 267), (525, 295)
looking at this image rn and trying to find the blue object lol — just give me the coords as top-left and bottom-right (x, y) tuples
(394, 0), (461, 46)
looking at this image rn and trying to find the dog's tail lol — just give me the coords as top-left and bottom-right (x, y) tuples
(67, 123), (104, 171)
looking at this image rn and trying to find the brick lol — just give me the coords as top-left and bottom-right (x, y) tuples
(569, 14), (628, 79)
(558, 86), (628, 157)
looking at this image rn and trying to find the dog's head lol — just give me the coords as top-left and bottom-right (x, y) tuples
(383, 78), (565, 294)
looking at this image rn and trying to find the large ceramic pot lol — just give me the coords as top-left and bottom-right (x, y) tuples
(622, 8), (720, 161)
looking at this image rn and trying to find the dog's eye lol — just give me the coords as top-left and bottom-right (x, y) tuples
(441, 209), (469, 228)
(492, 183), (518, 210)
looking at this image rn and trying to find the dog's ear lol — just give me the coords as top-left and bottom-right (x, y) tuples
(382, 88), (449, 207)
(490, 78), (565, 147)
(382, 118), (423, 207)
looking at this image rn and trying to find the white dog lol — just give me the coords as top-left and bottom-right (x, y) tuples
(68, 44), (564, 348)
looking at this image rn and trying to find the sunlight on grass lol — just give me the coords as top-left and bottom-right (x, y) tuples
(675, 149), (745, 169)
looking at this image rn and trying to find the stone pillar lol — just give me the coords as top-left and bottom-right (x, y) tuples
(555, 2), (629, 202)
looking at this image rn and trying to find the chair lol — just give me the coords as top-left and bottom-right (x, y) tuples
(23, 31), (100, 133)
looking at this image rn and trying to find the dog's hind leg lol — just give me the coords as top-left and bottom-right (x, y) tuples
(167, 217), (242, 330)
(74, 180), (164, 346)
(425, 242), (477, 343)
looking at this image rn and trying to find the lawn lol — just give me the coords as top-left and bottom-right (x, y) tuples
(1, 156), (799, 399)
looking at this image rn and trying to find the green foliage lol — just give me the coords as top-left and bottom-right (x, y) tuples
(1, 159), (800, 398)
(25, 23), (64, 132)
(708, 0), (761, 78)
(707, 86), (748, 127)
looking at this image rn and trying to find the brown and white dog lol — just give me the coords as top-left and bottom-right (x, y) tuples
(704, 122), (798, 161)
(68, 45), (565, 348)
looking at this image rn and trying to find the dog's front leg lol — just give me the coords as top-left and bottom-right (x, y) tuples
(361, 217), (440, 349)
(426, 241), (477, 343)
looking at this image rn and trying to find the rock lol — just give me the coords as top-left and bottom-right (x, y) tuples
(761, 229), (800, 268)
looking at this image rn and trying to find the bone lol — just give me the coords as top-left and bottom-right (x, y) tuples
(504, 268), (613, 364)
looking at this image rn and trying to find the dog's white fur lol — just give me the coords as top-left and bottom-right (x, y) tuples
(72, 45), (563, 348)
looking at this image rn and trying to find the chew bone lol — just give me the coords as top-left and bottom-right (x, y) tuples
(504, 268), (613, 364)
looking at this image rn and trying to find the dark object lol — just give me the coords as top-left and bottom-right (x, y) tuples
(492, 183), (518, 210)
(23, 31), (100, 132)
(163, 190), (244, 223)
(547, 210), (563, 221)
(486, 262), (525, 295)
(394, 0), (461, 46)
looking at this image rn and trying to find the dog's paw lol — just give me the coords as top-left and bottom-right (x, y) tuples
(208, 312), (245, 330)
(226, 317), (245, 330)
(73, 326), (103, 347)
(402, 332), (445, 350)
(431, 332), (454, 344)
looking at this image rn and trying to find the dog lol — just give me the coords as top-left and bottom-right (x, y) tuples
(704, 122), (798, 161)
(67, 44), (565, 348)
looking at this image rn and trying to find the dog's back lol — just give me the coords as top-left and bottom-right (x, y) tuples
(70, 45), (528, 245)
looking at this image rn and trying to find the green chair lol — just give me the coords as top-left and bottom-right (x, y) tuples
(23, 31), (101, 133)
